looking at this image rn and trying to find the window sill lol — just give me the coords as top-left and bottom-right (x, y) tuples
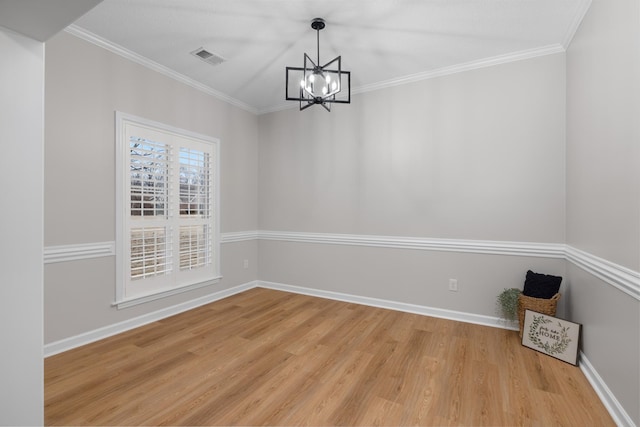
(113, 276), (222, 309)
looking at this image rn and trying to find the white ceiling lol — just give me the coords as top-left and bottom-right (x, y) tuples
(69, 0), (591, 114)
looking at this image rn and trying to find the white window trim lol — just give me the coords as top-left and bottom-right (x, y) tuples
(115, 111), (221, 309)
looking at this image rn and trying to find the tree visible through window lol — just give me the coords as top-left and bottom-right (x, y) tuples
(116, 112), (220, 307)
(178, 147), (211, 271)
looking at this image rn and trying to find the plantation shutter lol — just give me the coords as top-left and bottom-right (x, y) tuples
(116, 113), (219, 306)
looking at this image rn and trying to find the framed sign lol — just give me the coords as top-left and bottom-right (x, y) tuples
(521, 310), (581, 365)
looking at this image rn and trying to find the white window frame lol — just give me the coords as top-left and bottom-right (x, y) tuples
(115, 112), (221, 309)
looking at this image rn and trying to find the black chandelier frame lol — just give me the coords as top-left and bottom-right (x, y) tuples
(285, 18), (351, 111)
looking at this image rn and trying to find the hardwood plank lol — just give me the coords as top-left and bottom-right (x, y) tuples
(45, 289), (615, 426)
(271, 349), (375, 426)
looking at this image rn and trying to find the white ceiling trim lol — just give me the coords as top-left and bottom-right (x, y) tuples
(64, 24), (259, 114)
(65, 23), (568, 117)
(561, 0), (592, 49)
(352, 45), (565, 95)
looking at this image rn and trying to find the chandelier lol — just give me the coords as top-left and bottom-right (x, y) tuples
(285, 18), (351, 111)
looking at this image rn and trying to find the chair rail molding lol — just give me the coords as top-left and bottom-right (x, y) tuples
(565, 245), (640, 301)
(258, 230), (565, 258)
(43, 230), (639, 301)
(44, 241), (115, 264)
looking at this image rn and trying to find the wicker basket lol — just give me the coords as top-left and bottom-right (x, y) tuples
(517, 293), (561, 337)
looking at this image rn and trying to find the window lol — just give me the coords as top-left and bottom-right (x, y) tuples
(115, 112), (220, 307)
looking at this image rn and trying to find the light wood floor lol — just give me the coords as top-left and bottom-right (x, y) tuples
(45, 288), (614, 426)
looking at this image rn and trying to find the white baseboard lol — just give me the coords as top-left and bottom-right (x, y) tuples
(44, 281), (257, 357)
(579, 352), (636, 427)
(257, 280), (520, 331)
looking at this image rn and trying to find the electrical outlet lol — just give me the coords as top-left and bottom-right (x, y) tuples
(449, 279), (458, 292)
(243, 259), (249, 269)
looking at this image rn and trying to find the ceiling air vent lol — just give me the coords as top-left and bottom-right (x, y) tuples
(190, 47), (226, 66)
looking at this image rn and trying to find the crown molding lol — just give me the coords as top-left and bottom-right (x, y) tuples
(562, 0), (593, 49)
(352, 44), (566, 96)
(63, 24), (568, 116)
(64, 25), (258, 114)
(257, 101), (298, 115)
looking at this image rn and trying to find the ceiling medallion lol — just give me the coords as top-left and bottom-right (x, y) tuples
(285, 18), (351, 111)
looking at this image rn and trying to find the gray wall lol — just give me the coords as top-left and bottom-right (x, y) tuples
(566, 0), (640, 424)
(0, 27), (44, 425)
(258, 53), (567, 317)
(260, 54), (566, 241)
(44, 31), (259, 343)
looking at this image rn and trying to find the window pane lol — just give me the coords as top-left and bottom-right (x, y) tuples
(179, 148), (210, 217)
(130, 137), (169, 217)
(179, 225), (211, 270)
(130, 227), (173, 279)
